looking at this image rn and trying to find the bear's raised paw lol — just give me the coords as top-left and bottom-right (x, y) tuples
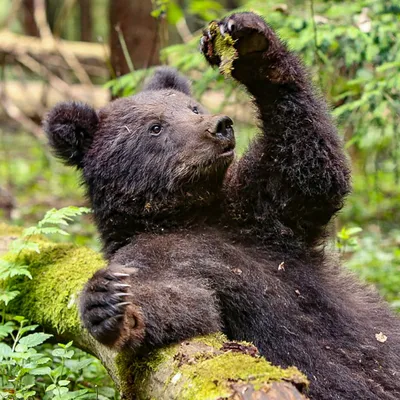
(201, 12), (272, 68)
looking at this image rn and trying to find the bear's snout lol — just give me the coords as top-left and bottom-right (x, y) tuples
(205, 115), (235, 156)
(212, 116), (234, 141)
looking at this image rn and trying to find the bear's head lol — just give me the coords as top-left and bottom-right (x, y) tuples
(44, 68), (235, 256)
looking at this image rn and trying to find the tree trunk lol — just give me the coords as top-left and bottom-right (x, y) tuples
(79, 0), (92, 42)
(21, 0), (40, 37)
(109, 0), (160, 76)
(0, 224), (308, 400)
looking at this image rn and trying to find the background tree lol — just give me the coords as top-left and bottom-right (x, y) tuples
(109, 0), (160, 76)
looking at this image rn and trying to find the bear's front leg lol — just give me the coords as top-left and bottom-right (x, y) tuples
(201, 12), (350, 243)
(79, 266), (145, 349)
(80, 264), (222, 350)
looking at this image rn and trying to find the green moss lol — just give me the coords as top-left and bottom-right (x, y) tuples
(208, 21), (238, 76)
(0, 223), (23, 236)
(7, 241), (105, 335)
(124, 334), (307, 399)
(117, 344), (179, 399)
(179, 352), (308, 399)
(191, 332), (227, 348)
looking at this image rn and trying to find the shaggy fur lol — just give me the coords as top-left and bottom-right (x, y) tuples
(44, 13), (400, 400)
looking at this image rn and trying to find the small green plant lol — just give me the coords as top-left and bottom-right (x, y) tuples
(0, 207), (119, 399)
(0, 317), (116, 399)
(0, 316), (53, 399)
(0, 206), (91, 319)
(336, 226), (363, 254)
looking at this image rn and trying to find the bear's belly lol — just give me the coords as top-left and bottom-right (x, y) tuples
(111, 228), (348, 353)
(111, 229), (399, 400)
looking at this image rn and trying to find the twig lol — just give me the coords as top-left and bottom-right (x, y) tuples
(57, 42), (93, 86)
(176, 17), (193, 43)
(33, 0), (53, 43)
(146, 15), (162, 69)
(115, 24), (135, 73)
(0, 93), (45, 145)
(0, 52), (45, 146)
(16, 53), (86, 101)
(33, 0), (92, 86)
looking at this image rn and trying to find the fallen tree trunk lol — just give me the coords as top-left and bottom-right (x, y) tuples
(0, 223), (308, 399)
(0, 81), (110, 119)
(0, 30), (109, 69)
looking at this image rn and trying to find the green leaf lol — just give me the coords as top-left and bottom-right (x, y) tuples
(53, 386), (69, 396)
(58, 380), (70, 387)
(52, 348), (66, 357)
(14, 343), (28, 353)
(20, 324), (39, 336)
(35, 227), (69, 236)
(36, 357), (51, 364)
(9, 240), (40, 254)
(19, 332), (52, 348)
(51, 365), (63, 379)
(13, 316), (27, 323)
(0, 289), (20, 305)
(22, 226), (40, 237)
(46, 384), (57, 392)
(166, 1), (183, 25)
(188, 0), (223, 21)
(8, 238), (26, 254)
(347, 227), (363, 236)
(9, 265), (32, 279)
(64, 350), (74, 359)
(22, 391), (36, 399)
(0, 259), (12, 279)
(38, 207), (91, 229)
(64, 389), (89, 399)
(0, 321), (15, 339)
(0, 343), (12, 359)
(59, 341), (73, 349)
(97, 387), (116, 398)
(74, 358), (93, 371)
(29, 366), (52, 375)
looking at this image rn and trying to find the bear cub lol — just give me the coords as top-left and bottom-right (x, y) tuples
(44, 12), (400, 400)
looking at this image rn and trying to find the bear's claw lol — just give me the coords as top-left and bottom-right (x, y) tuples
(79, 266), (144, 348)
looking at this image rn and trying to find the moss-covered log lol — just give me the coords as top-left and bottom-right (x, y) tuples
(0, 223), (308, 399)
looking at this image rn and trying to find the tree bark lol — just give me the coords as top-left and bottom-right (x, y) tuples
(109, 0), (160, 76)
(79, 0), (92, 42)
(21, 0), (40, 37)
(0, 224), (308, 400)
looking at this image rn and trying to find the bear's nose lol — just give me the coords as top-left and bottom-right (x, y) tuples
(210, 116), (234, 140)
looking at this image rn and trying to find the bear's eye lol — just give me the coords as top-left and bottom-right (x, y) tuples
(192, 106), (199, 114)
(150, 124), (162, 136)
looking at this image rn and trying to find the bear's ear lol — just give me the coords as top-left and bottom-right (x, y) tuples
(43, 101), (98, 169)
(143, 67), (191, 96)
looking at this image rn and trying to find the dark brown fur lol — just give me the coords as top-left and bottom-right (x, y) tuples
(44, 13), (400, 400)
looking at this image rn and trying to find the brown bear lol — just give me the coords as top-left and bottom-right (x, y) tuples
(44, 12), (400, 400)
